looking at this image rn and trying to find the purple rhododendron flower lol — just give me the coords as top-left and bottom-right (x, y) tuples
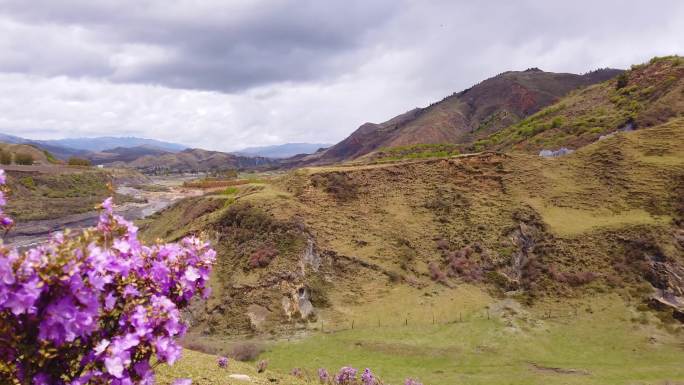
(334, 366), (358, 385)
(318, 368), (330, 383)
(291, 367), (303, 377)
(0, 170), (216, 385)
(361, 368), (376, 385)
(217, 356), (229, 368)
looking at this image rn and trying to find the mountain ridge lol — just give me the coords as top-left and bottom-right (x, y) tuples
(293, 67), (622, 165)
(36, 136), (187, 153)
(108, 147), (278, 173)
(0, 134), (187, 156)
(235, 142), (331, 158)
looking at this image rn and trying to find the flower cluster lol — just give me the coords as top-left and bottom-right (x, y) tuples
(318, 368), (330, 383)
(0, 180), (216, 384)
(361, 368), (376, 385)
(0, 170), (14, 230)
(334, 366), (358, 385)
(319, 365), (419, 385)
(217, 356), (229, 369)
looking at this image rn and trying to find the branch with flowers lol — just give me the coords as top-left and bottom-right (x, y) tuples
(0, 170), (216, 385)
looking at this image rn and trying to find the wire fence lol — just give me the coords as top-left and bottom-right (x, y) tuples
(310, 306), (585, 334)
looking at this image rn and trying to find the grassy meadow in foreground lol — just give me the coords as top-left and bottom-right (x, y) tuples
(262, 296), (684, 385)
(164, 292), (684, 385)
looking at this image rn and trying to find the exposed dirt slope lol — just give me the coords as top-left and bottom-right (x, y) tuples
(140, 120), (684, 335)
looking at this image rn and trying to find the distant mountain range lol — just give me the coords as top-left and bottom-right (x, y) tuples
(38, 136), (186, 153)
(0, 134), (187, 159)
(235, 142), (331, 158)
(0, 134), (331, 173)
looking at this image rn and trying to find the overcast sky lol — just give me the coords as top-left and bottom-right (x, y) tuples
(0, 0), (682, 151)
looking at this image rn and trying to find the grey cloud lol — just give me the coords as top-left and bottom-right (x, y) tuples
(0, 0), (404, 92)
(0, 1), (682, 151)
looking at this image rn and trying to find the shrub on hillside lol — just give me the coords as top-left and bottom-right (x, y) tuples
(18, 176), (35, 189)
(0, 150), (11, 165)
(428, 262), (447, 284)
(248, 245), (278, 268)
(549, 267), (597, 286)
(435, 238), (450, 250)
(311, 172), (358, 201)
(67, 156), (92, 166)
(14, 153), (33, 165)
(616, 72), (629, 89)
(231, 342), (264, 361)
(445, 246), (482, 282)
(0, 172), (216, 384)
(447, 255), (483, 282)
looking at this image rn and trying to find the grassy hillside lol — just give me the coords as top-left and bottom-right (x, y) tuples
(141, 120), (684, 383)
(142, 121), (683, 331)
(476, 56), (684, 152)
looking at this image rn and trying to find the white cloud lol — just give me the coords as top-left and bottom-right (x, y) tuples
(0, 0), (682, 151)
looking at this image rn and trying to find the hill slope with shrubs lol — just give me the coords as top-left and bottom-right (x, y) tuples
(476, 56), (684, 153)
(289, 68), (621, 165)
(140, 119), (684, 338)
